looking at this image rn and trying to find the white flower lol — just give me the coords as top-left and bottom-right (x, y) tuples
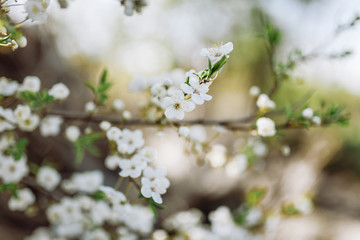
(106, 126), (122, 141)
(122, 110), (132, 120)
(0, 155), (29, 183)
(256, 94), (275, 110)
(178, 126), (190, 137)
(249, 86), (260, 97)
(189, 125), (207, 143)
(65, 125), (80, 142)
(295, 196), (313, 215)
(181, 76), (212, 105)
(36, 166), (61, 191)
(82, 228), (110, 240)
(84, 101), (96, 113)
(18, 76), (41, 92)
(200, 42), (234, 64)
(116, 129), (144, 154)
(25, 227), (52, 240)
(119, 154), (147, 178)
(63, 171), (104, 194)
(18, 114), (40, 132)
(40, 115), (63, 137)
(14, 104), (31, 122)
(138, 147), (157, 162)
(0, 77), (19, 96)
(112, 99), (125, 111)
(99, 186), (126, 205)
(128, 75), (148, 92)
(225, 154), (248, 177)
(150, 83), (167, 106)
(281, 145), (291, 156)
(25, 0), (50, 22)
(48, 83), (70, 100)
(141, 167), (170, 204)
(99, 121), (111, 131)
(302, 108), (314, 119)
(245, 207), (263, 227)
(8, 188), (35, 211)
(256, 117), (276, 137)
(312, 116), (321, 125)
(162, 89), (195, 120)
(206, 144), (227, 168)
(0, 107), (16, 132)
(105, 154), (121, 170)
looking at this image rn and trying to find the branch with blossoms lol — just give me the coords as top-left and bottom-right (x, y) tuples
(0, 4), (355, 240)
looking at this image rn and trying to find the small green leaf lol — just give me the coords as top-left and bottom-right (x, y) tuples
(0, 183), (18, 198)
(282, 203), (300, 216)
(93, 190), (107, 200)
(6, 138), (28, 161)
(246, 187), (267, 206)
(209, 55), (227, 78)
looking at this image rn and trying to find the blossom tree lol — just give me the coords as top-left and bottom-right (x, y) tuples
(0, 0), (355, 239)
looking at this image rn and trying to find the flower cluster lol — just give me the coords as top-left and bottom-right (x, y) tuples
(102, 124), (170, 204)
(129, 42), (234, 120)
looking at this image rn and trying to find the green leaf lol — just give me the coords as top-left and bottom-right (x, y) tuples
(73, 133), (103, 165)
(6, 138), (28, 161)
(282, 203), (300, 216)
(19, 90), (54, 111)
(0, 183), (18, 198)
(86, 69), (112, 105)
(209, 55), (227, 78)
(246, 188), (267, 206)
(93, 190), (107, 200)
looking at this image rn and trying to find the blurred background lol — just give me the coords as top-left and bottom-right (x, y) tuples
(1, 0), (360, 239)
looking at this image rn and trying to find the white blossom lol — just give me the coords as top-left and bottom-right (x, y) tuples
(244, 207), (263, 227)
(25, 0), (50, 22)
(14, 104), (31, 121)
(84, 101), (96, 113)
(48, 83), (70, 100)
(0, 77), (19, 96)
(181, 75), (212, 105)
(18, 114), (40, 131)
(8, 188), (35, 211)
(225, 154), (248, 177)
(249, 86), (260, 97)
(65, 125), (80, 142)
(40, 115), (63, 137)
(302, 108), (314, 119)
(18, 76), (41, 92)
(99, 186), (126, 205)
(62, 171), (104, 194)
(0, 107), (16, 132)
(0, 154), (29, 183)
(141, 167), (170, 204)
(119, 154), (147, 178)
(162, 89), (195, 120)
(256, 117), (276, 137)
(116, 129), (144, 154)
(112, 99), (125, 111)
(104, 154), (121, 170)
(99, 121), (111, 131)
(36, 166), (61, 191)
(200, 42), (234, 64)
(106, 126), (122, 141)
(312, 116), (321, 125)
(178, 126), (190, 137)
(122, 110), (132, 120)
(138, 147), (157, 162)
(256, 94), (275, 110)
